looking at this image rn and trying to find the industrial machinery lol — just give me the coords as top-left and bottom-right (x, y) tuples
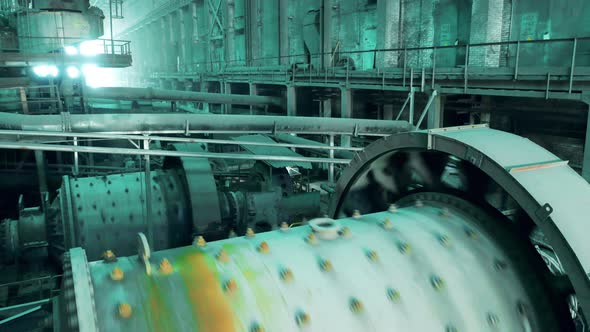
(0, 143), (320, 267)
(52, 126), (590, 331)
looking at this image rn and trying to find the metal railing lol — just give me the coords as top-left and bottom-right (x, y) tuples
(0, 274), (61, 308)
(0, 85), (62, 114)
(1, 36), (131, 56)
(151, 37), (589, 92)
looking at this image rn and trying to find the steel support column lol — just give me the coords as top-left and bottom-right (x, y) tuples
(159, 17), (170, 71)
(178, 8), (187, 71)
(321, 0), (332, 68)
(279, 0), (289, 65)
(376, 0), (400, 68)
(200, 81), (210, 112)
(583, 101), (590, 182)
(191, 3), (199, 67)
(383, 105), (394, 120)
(246, 0), (260, 66)
(225, 0), (236, 65)
(183, 6), (194, 69)
(169, 12), (180, 72)
(340, 87), (352, 147)
(287, 85), (297, 116)
(249, 83), (258, 114)
(223, 82), (232, 114)
(322, 99), (332, 118)
(150, 22), (161, 72)
(34, 150), (48, 194)
(427, 93), (443, 129)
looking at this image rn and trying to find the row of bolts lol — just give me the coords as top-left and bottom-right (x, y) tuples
(98, 201), (495, 331)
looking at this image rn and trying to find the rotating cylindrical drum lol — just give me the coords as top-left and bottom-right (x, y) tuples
(58, 193), (565, 332)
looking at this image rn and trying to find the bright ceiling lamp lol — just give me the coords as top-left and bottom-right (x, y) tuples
(80, 40), (101, 56)
(66, 66), (80, 79)
(33, 65), (59, 78)
(64, 45), (78, 55)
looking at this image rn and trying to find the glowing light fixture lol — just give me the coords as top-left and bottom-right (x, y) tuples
(64, 46), (78, 55)
(33, 65), (59, 78)
(66, 66), (80, 78)
(80, 40), (101, 56)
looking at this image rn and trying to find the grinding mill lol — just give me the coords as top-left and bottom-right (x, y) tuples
(0, 144), (320, 265)
(55, 127), (590, 331)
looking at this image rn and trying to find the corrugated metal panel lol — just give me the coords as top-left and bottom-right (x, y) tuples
(232, 134), (312, 169)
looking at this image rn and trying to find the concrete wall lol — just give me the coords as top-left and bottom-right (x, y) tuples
(112, 0), (590, 84)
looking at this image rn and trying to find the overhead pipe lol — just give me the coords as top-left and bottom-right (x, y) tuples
(0, 112), (414, 135)
(273, 133), (355, 159)
(84, 87), (283, 107)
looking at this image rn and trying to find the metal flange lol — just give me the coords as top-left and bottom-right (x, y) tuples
(329, 125), (590, 321)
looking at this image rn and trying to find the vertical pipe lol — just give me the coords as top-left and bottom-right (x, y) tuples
(340, 87), (352, 147)
(73, 136), (79, 176)
(328, 134), (334, 183)
(34, 150), (48, 193)
(224, 82), (232, 114)
(200, 80), (210, 112)
(287, 85), (297, 116)
(19, 88), (28, 114)
(143, 138), (153, 246)
(421, 67), (425, 92)
(249, 83), (257, 114)
(569, 38), (577, 94)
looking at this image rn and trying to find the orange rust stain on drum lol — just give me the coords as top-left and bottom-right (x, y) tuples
(178, 251), (237, 332)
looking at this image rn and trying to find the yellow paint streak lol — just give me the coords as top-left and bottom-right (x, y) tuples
(178, 251), (237, 332)
(145, 278), (173, 332)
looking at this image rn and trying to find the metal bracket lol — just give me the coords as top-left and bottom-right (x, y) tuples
(353, 124), (359, 137)
(272, 121), (278, 135)
(427, 132), (435, 150)
(184, 119), (190, 136)
(465, 147), (484, 167)
(534, 203), (553, 222)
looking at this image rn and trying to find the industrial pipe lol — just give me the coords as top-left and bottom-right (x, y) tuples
(274, 133), (355, 159)
(0, 112), (413, 135)
(84, 87), (283, 106)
